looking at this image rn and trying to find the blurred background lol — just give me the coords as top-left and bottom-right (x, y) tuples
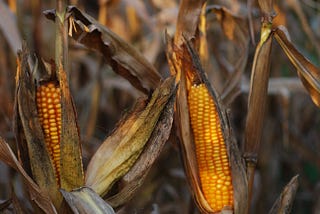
(0, 0), (319, 213)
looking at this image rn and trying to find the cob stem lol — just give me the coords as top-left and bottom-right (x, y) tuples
(55, 0), (68, 77)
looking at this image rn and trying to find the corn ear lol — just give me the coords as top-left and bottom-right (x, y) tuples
(15, 46), (61, 207)
(166, 38), (248, 213)
(36, 82), (62, 186)
(188, 84), (234, 211)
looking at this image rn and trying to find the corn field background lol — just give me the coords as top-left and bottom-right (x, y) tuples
(0, 0), (319, 213)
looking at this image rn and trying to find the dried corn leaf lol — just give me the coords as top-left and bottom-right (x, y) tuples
(15, 47), (61, 207)
(107, 88), (175, 207)
(45, 6), (161, 94)
(286, 0), (320, 58)
(209, 6), (250, 105)
(167, 38), (248, 213)
(0, 137), (57, 214)
(85, 77), (176, 197)
(258, 0), (274, 16)
(268, 175), (299, 214)
(274, 26), (320, 107)
(174, 0), (206, 47)
(243, 25), (273, 161)
(60, 187), (115, 214)
(0, 0), (22, 55)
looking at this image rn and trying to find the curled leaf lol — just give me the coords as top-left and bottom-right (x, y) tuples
(274, 26), (320, 107)
(61, 187), (115, 214)
(85, 77), (176, 197)
(269, 175), (299, 214)
(45, 6), (162, 94)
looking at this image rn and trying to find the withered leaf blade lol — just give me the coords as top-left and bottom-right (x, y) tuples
(0, 0), (22, 55)
(244, 29), (273, 161)
(106, 87), (176, 207)
(15, 46), (61, 207)
(0, 137), (57, 214)
(45, 6), (161, 94)
(60, 187), (115, 214)
(209, 6), (250, 105)
(274, 26), (320, 108)
(268, 175), (299, 214)
(174, 0), (206, 47)
(258, 0), (275, 16)
(85, 77), (176, 197)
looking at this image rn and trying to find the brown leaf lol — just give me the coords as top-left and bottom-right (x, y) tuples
(274, 26), (320, 107)
(0, 0), (22, 55)
(243, 29), (273, 160)
(174, 0), (206, 47)
(106, 86), (176, 207)
(208, 6), (250, 105)
(60, 187), (115, 214)
(268, 175), (299, 214)
(286, 0), (320, 58)
(258, 0), (275, 16)
(45, 6), (162, 94)
(0, 137), (57, 214)
(85, 77), (176, 197)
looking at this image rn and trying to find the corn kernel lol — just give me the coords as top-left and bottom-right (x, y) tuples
(36, 82), (61, 186)
(188, 84), (234, 211)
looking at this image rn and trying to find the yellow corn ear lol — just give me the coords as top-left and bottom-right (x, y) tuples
(188, 83), (233, 211)
(36, 82), (62, 186)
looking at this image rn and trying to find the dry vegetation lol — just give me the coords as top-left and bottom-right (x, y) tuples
(0, 0), (319, 213)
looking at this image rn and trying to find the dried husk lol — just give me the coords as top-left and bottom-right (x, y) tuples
(60, 187), (115, 214)
(85, 77), (176, 198)
(106, 86), (176, 207)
